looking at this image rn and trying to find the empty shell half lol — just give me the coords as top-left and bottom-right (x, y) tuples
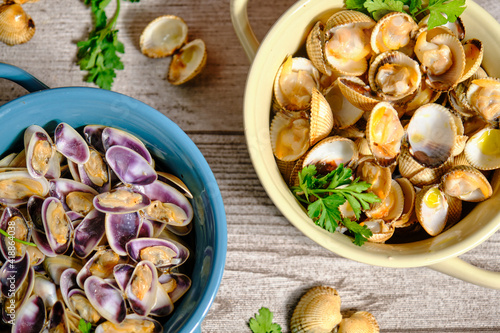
(0, 3), (35, 46)
(140, 15), (188, 58)
(168, 38), (207, 85)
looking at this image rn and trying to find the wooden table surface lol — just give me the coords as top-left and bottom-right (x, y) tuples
(1, 0), (500, 332)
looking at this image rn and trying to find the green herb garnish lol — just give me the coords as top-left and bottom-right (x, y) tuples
(77, 0), (140, 90)
(78, 318), (93, 333)
(249, 307), (282, 333)
(0, 228), (36, 247)
(291, 164), (381, 246)
(345, 0), (466, 29)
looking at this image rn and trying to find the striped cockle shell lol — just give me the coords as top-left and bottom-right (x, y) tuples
(323, 80), (365, 130)
(168, 39), (207, 85)
(464, 128), (500, 171)
(0, 3), (35, 46)
(270, 112), (310, 162)
(302, 136), (358, 174)
(441, 165), (492, 202)
(460, 39), (483, 83)
(370, 11), (418, 55)
(337, 76), (381, 112)
(309, 87), (334, 146)
(338, 311), (380, 333)
(415, 185), (449, 236)
(290, 286), (341, 333)
(306, 21), (331, 76)
(392, 177), (416, 227)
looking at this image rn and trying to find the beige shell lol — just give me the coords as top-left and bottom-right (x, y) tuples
(355, 137), (372, 157)
(416, 185), (450, 236)
(277, 159), (298, 184)
(337, 76), (381, 112)
(466, 78), (500, 124)
(460, 39), (483, 83)
(167, 39), (207, 85)
(0, 3), (35, 46)
(393, 177), (416, 227)
(452, 151), (472, 168)
(323, 80), (365, 129)
(415, 29), (466, 92)
(335, 126), (366, 140)
(306, 21), (331, 76)
(418, 15), (465, 41)
(366, 102), (404, 167)
(290, 286), (342, 333)
(450, 112), (467, 157)
(441, 165), (492, 202)
(464, 127), (500, 170)
(444, 195), (463, 230)
(302, 136), (358, 173)
(323, 11), (375, 77)
(288, 156), (306, 187)
(310, 87), (334, 146)
(140, 15), (188, 58)
(368, 51), (421, 102)
(356, 156), (392, 200)
(273, 56), (321, 111)
(370, 11), (418, 55)
(365, 180), (404, 222)
(338, 311), (379, 333)
(364, 219), (395, 243)
(403, 78), (441, 115)
(270, 112), (310, 162)
(399, 145), (453, 187)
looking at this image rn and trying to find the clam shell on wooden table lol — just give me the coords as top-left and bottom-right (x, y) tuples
(140, 15), (188, 58)
(168, 38), (207, 85)
(0, 3), (35, 46)
(338, 311), (380, 333)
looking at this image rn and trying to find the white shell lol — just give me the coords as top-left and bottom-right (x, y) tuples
(464, 128), (500, 170)
(140, 15), (188, 58)
(168, 39), (207, 85)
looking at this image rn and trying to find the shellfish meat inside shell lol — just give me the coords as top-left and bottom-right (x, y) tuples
(140, 15), (188, 58)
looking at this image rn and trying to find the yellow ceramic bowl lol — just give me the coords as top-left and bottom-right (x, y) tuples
(231, 0), (500, 288)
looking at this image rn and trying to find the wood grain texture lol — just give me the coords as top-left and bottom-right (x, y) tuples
(0, 0), (500, 332)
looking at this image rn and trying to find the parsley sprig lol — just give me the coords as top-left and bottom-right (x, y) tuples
(249, 307), (282, 333)
(78, 318), (93, 333)
(291, 164), (381, 246)
(77, 0), (140, 90)
(345, 0), (466, 29)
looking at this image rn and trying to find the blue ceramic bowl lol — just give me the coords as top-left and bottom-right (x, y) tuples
(0, 63), (227, 333)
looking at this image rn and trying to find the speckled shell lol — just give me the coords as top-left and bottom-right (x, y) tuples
(290, 286), (342, 333)
(0, 3), (35, 46)
(140, 15), (188, 58)
(310, 87), (334, 146)
(441, 165), (492, 202)
(338, 311), (380, 333)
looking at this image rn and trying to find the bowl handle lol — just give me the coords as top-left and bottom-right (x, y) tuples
(0, 63), (49, 92)
(230, 0), (260, 62)
(428, 257), (500, 289)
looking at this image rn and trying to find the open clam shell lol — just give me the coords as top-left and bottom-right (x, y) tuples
(393, 177), (416, 227)
(168, 38), (207, 85)
(84, 276), (127, 324)
(49, 178), (99, 215)
(0, 207), (30, 263)
(370, 11), (417, 55)
(309, 87), (334, 146)
(73, 209), (106, 258)
(356, 157), (392, 201)
(106, 145), (157, 186)
(126, 237), (189, 269)
(105, 212), (142, 256)
(365, 180), (404, 222)
(24, 125), (57, 179)
(95, 314), (163, 333)
(464, 127), (500, 170)
(290, 286), (342, 333)
(11, 295), (45, 333)
(441, 165), (492, 202)
(306, 21), (331, 76)
(336, 76), (381, 112)
(83, 124), (106, 153)
(54, 123), (90, 165)
(415, 185), (450, 236)
(323, 79), (365, 129)
(338, 311), (380, 333)
(124, 260), (159, 317)
(466, 77), (500, 124)
(302, 136), (358, 174)
(140, 15), (188, 58)
(42, 197), (74, 255)
(368, 51), (421, 102)
(159, 272), (191, 303)
(47, 300), (70, 333)
(94, 187), (151, 214)
(364, 219), (395, 243)
(461, 39), (483, 83)
(270, 111), (310, 162)
(0, 3), (35, 46)
(0, 170), (49, 206)
(366, 102), (404, 167)
(102, 127), (153, 164)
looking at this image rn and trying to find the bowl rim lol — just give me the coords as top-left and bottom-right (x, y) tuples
(0, 86), (228, 332)
(243, 0), (500, 268)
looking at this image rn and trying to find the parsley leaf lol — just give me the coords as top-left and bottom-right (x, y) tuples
(78, 318), (92, 333)
(363, 0), (405, 20)
(249, 307), (282, 333)
(291, 164), (381, 246)
(77, 0), (140, 90)
(426, 0), (466, 29)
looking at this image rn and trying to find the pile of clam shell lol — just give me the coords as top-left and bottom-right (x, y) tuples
(140, 15), (207, 85)
(0, 123), (194, 332)
(0, 0), (38, 46)
(270, 9), (500, 243)
(290, 286), (379, 333)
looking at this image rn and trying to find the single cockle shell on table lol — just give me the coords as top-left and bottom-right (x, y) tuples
(290, 286), (342, 333)
(0, 3), (35, 46)
(302, 136), (358, 175)
(309, 87), (334, 146)
(366, 102), (405, 167)
(323, 79), (365, 129)
(370, 11), (418, 55)
(464, 127), (500, 170)
(441, 165), (492, 202)
(414, 28), (466, 92)
(466, 78), (500, 124)
(338, 311), (380, 333)
(270, 111), (310, 162)
(323, 10), (375, 77)
(168, 38), (207, 85)
(405, 103), (457, 168)
(273, 56), (320, 111)
(368, 51), (421, 102)
(140, 15), (188, 58)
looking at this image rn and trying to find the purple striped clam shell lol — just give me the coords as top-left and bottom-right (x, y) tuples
(126, 237), (189, 269)
(54, 122), (90, 164)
